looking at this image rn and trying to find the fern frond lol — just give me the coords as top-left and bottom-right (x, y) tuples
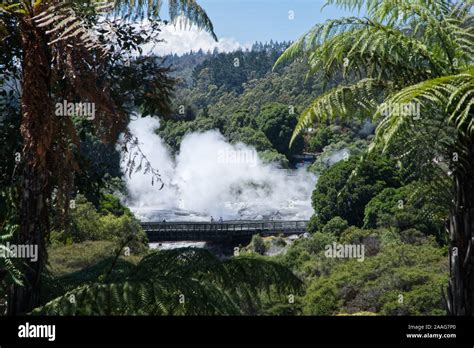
(33, 2), (107, 54)
(290, 78), (385, 146)
(33, 248), (303, 315)
(0, 224), (24, 287)
(380, 67), (473, 134)
(112, 0), (217, 41)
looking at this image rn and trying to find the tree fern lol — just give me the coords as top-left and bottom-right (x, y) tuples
(278, 0), (474, 314)
(277, 0), (472, 147)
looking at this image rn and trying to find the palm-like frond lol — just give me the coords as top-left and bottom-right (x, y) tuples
(1, 0), (217, 40)
(275, 15), (442, 79)
(278, 0), (472, 148)
(276, 3), (473, 80)
(290, 78), (385, 145)
(372, 67), (474, 155)
(32, 2), (106, 52)
(323, 0), (454, 20)
(112, 0), (216, 40)
(32, 248), (302, 315)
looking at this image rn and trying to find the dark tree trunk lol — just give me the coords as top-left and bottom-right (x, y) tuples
(447, 133), (474, 316)
(8, 15), (53, 315)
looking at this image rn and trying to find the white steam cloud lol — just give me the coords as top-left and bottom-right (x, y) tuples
(142, 18), (251, 56)
(122, 116), (316, 222)
(324, 148), (350, 165)
(358, 119), (376, 137)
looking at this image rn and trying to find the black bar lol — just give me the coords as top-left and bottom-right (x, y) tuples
(0, 316), (473, 346)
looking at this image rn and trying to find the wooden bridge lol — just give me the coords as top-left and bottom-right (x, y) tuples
(141, 220), (309, 242)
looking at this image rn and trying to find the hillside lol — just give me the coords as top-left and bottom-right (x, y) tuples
(158, 42), (372, 170)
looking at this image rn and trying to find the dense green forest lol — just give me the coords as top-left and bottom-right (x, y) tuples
(159, 42), (370, 168)
(0, 0), (473, 317)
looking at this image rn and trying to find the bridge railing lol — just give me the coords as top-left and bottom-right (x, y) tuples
(140, 220), (308, 234)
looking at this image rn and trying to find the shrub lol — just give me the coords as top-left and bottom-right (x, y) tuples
(306, 215), (320, 234)
(99, 213), (148, 254)
(250, 234), (266, 255)
(308, 127), (334, 153)
(278, 232), (336, 274)
(301, 233), (448, 316)
(363, 183), (447, 241)
(54, 195), (148, 253)
(322, 217), (349, 236)
(69, 195), (103, 242)
(99, 194), (131, 217)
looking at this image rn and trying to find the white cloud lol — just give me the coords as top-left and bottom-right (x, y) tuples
(142, 18), (251, 56)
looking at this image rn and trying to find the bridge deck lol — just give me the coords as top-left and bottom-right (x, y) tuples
(141, 220), (308, 242)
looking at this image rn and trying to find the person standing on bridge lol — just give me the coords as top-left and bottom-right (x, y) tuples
(219, 217), (223, 223)
(210, 216), (215, 222)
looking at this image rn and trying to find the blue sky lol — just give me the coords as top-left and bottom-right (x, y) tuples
(152, 0), (360, 56)
(197, 0), (357, 43)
